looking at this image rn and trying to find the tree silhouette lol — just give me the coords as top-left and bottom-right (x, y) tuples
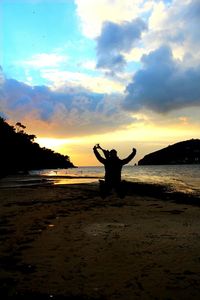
(15, 122), (26, 133)
(0, 117), (75, 177)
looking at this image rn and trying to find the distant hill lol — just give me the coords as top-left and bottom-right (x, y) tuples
(138, 139), (200, 165)
(0, 117), (75, 177)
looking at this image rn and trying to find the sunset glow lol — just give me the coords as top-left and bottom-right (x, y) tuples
(1, 0), (200, 166)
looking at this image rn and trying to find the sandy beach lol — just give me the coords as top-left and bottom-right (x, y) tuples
(1, 181), (200, 299)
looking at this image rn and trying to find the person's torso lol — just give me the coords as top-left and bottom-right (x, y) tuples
(104, 158), (123, 184)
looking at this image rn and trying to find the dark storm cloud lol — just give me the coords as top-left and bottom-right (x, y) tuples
(96, 18), (147, 72)
(123, 46), (200, 113)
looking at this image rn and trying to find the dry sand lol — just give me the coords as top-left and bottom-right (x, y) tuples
(1, 182), (200, 299)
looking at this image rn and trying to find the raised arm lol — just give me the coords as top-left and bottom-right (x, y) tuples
(98, 145), (110, 159)
(121, 148), (137, 165)
(93, 145), (106, 164)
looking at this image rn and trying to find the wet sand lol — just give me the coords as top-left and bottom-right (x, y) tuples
(1, 182), (200, 299)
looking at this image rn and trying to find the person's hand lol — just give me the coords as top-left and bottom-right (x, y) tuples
(93, 144), (100, 150)
(132, 147), (136, 153)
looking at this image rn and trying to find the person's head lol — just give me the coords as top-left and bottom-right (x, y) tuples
(110, 149), (117, 158)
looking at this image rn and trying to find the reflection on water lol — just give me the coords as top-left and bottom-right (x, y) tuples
(124, 165), (200, 195)
(31, 164), (200, 196)
(1, 165), (200, 197)
(54, 178), (97, 185)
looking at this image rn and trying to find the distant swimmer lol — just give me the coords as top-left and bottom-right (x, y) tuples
(93, 144), (136, 198)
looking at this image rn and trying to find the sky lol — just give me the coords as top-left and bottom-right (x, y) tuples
(0, 0), (200, 166)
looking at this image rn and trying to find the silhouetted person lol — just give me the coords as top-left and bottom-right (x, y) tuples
(93, 144), (136, 198)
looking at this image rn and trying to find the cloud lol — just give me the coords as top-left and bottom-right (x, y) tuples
(41, 69), (125, 93)
(123, 45), (200, 113)
(97, 19), (147, 53)
(75, 0), (149, 38)
(19, 53), (68, 68)
(0, 72), (133, 137)
(183, 0), (200, 48)
(145, 0), (200, 61)
(96, 19), (147, 72)
(75, 0), (200, 65)
(0, 66), (5, 85)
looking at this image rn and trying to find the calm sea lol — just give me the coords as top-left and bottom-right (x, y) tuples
(30, 164), (200, 197)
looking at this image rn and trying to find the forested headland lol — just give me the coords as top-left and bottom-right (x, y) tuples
(0, 117), (75, 177)
(138, 139), (200, 165)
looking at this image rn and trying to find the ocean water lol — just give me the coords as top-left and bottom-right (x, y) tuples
(30, 164), (200, 197)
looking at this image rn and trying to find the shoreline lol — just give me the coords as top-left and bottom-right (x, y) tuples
(1, 174), (200, 204)
(0, 174), (101, 188)
(1, 183), (200, 299)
